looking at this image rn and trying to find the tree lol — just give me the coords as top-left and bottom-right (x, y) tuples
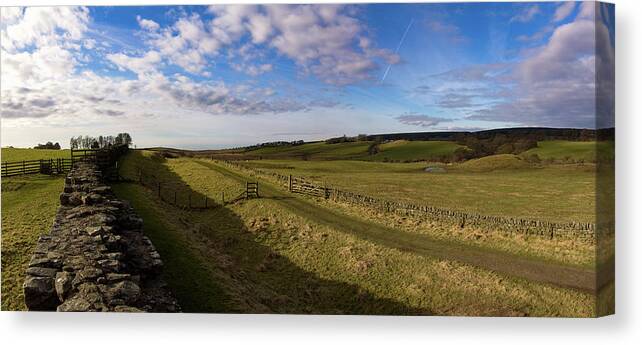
(367, 142), (379, 155)
(115, 133), (132, 147)
(34, 141), (61, 150)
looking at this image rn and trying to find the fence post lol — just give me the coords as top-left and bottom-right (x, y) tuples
(22, 160), (25, 175)
(288, 175), (292, 192)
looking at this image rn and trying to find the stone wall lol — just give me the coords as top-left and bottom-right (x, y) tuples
(23, 162), (179, 312)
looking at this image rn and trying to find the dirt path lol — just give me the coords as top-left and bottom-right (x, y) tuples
(194, 160), (604, 293)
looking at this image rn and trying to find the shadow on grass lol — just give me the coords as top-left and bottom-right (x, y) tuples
(114, 151), (429, 315)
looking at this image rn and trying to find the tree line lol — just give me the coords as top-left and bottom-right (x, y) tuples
(34, 142), (62, 150)
(451, 133), (540, 161)
(69, 133), (133, 150)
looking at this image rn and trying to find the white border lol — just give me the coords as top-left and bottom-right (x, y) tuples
(1, 1), (641, 344)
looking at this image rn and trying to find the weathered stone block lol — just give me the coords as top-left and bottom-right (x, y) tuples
(26, 267), (58, 278)
(82, 193), (104, 205)
(55, 271), (74, 301)
(24, 276), (57, 310)
(105, 280), (140, 305)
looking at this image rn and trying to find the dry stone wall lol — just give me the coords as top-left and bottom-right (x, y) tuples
(23, 162), (179, 312)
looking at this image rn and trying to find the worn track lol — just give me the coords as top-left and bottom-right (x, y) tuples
(195, 160), (611, 294)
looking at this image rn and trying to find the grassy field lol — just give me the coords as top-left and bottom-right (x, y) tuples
(523, 140), (614, 162)
(238, 158), (598, 223)
(1, 147), (71, 162)
(249, 141), (371, 160)
(0, 147), (608, 314)
(113, 151), (598, 316)
(244, 140), (463, 162)
(367, 140), (464, 162)
(1, 175), (64, 310)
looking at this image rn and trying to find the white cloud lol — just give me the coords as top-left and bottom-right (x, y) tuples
(465, 5), (613, 128)
(2, 6), (89, 51)
(107, 51), (162, 76)
(136, 15), (160, 31)
(510, 5), (540, 23)
(395, 113), (453, 127)
(553, 2), (576, 22)
(231, 62), (273, 76)
(247, 13), (272, 44)
(139, 4), (397, 84)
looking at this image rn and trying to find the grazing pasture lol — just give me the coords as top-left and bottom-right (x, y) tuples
(111, 151), (598, 316)
(0, 175), (64, 310)
(238, 158), (598, 223)
(522, 140), (614, 162)
(1, 147), (71, 162)
(367, 140), (464, 162)
(242, 140), (463, 162)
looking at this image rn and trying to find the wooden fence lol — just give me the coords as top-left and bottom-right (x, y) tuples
(1, 146), (129, 179)
(1, 158), (73, 178)
(131, 168), (259, 210)
(220, 160), (608, 241)
(289, 175), (331, 198)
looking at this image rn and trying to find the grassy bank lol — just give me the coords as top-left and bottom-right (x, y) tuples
(1, 175), (64, 310)
(523, 140), (614, 162)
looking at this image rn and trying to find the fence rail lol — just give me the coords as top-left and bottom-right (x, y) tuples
(1, 158), (73, 178)
(126, 167), (258, 210)
(220, 159), (608, 241)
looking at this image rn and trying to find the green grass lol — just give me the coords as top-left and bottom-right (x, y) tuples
(523, 140), (614, 162)
(239, 158), (598, 223)
(249, 141), (372, 160)
(246, 140), (464, 162)
(112, 152), (597, 316)
(111, 183), (229, 313)
(367, 140), (464, 162)
(1, 147), (71, 162)
(455, 154), (531, 172)
(1, 175), (64, 311)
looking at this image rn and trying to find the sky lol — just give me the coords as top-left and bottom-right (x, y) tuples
(0, 2), (615, 149)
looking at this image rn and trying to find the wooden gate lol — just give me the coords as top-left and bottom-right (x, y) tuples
(246, 182), (259, 198)
(288, 175), (331, 198)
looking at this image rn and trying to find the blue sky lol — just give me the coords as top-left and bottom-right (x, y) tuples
(1, 2), (614, 149)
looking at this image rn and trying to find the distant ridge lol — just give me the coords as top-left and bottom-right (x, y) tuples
(365, 127), (615, 142)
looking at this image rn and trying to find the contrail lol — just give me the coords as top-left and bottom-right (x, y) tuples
(380, 18), (414, 84)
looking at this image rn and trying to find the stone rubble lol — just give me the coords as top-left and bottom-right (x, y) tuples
(23, 162), (180, 312)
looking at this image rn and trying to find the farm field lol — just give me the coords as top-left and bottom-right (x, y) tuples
(366, 140), (464, 162)
(522, 140), (615, 162)
(0, 175), (64, 310)
(237, 157), (598, 223)
(1, 147), (71, 162)
(242, 140), (464, 162)
(113, 151), (599, 316)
